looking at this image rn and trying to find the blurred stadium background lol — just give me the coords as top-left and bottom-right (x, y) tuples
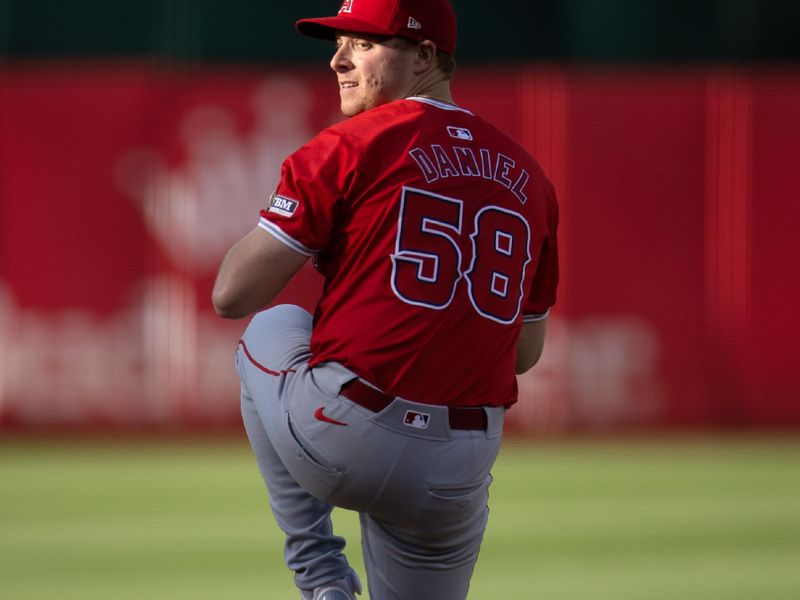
(1, 1), (799, 598)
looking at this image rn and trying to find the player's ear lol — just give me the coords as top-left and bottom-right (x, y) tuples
(413, 40), (438, 73)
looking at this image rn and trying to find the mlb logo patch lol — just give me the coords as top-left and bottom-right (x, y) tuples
(403, 410), (431, 430)
(447, 126), (473, 141)
(268, 194), (299, 218)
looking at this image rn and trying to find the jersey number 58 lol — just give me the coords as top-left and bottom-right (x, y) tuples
(390, 187), (532, 324)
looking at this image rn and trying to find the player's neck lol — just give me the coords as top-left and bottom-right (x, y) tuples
(406, 77), (454, 106)
(411, 92), (456, 106)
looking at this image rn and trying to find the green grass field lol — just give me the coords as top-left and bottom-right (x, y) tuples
(1, 436), (799, 599)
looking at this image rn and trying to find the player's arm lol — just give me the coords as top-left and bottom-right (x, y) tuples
(515, 318), (547, 374)
(212, 227), (308, 319)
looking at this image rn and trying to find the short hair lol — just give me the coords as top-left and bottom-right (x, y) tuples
(436, 50), (456, 78)
(391, 37), (456, 79)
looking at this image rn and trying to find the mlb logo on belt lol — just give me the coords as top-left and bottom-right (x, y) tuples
(268, 194), (299, 217)
(403, 410), (431, 430)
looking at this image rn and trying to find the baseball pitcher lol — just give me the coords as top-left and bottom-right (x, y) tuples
(212, 1), (559, 598)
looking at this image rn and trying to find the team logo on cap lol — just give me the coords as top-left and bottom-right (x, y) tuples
(403, 410), (431, 430)
(268, 193), (299, 218)
(339, 0), (354, 14)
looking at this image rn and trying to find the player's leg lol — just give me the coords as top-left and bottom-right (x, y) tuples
(237, 305), (358, 594)
(241, 388), (351, 590)
(359, 507), (486, 600)
(356, 413), (504, 600)
(358, 480), (491, 600)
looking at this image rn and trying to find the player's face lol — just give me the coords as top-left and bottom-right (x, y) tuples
(330, 34), (418, 117)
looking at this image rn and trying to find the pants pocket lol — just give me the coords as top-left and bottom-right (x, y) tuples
(414, 476), (492, 537)
(284, 411), (345, 502)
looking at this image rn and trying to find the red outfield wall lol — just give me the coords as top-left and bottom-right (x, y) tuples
(1, 64), (799, 431)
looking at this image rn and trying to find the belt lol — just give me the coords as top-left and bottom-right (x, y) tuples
(340, 379), (488, 431)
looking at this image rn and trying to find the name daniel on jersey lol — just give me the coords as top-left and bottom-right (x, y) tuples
(409, 143), (530, 204)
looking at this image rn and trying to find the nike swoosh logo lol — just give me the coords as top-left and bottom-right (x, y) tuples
(314, 407), (348, 426)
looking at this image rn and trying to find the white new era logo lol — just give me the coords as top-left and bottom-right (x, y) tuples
(408, 17), (422, 30)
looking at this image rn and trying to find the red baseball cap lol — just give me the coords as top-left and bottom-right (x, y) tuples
(296, 0), (457, 55)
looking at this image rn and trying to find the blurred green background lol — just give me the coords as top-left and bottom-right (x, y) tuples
(2, 437), (799, 599)
(1, 0), (799, 63)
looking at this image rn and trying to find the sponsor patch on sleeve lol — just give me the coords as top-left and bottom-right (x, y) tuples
(267, 193), (299, 218)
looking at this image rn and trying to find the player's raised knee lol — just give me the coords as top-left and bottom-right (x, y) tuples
(244, 304), (313, 339)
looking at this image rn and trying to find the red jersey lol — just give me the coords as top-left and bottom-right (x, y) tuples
(260, 97), (558, 408)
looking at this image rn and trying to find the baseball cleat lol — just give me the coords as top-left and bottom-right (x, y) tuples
(301, 571), (362, 600)
(312, 585), (354, 600)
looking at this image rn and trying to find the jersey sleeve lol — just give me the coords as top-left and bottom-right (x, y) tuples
(522, 199), (559, 322)
(259, 129), (356, 255)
